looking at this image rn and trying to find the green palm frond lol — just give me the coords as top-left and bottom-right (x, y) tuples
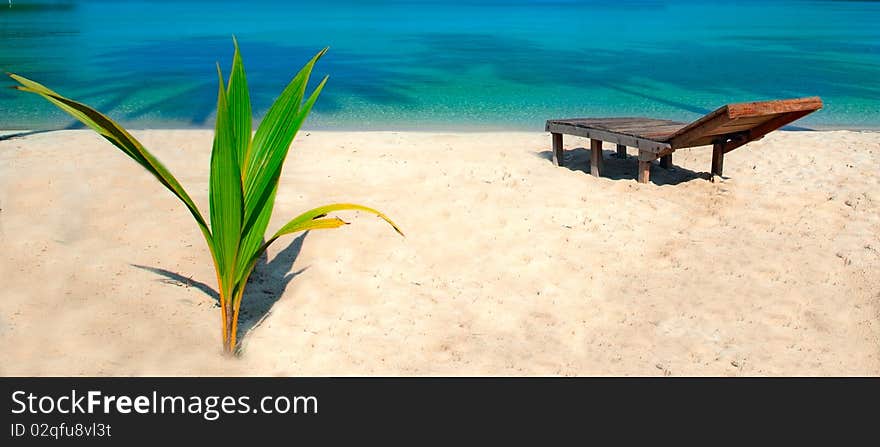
(9, 40), (402, 354)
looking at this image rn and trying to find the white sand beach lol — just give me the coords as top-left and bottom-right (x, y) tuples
(0, 129), (878, 376)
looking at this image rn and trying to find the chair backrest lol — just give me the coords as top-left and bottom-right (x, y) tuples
(665, 97), (823, 149)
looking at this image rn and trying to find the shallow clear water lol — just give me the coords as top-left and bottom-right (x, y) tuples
(1, 0), (878, 130)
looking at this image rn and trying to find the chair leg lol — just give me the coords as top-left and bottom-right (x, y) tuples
(590, 139), (603, 177)
(711, 143), (724, 176)
(551, 133), (564, 167)
(616, 144), (627, 158)
(659, 153), (672, 169)
(638, 160), (651, 184)
(637, 149), (654, 184)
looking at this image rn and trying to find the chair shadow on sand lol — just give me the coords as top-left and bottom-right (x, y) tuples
(536, 147), (711, 185)
(131, 232), (310, 350)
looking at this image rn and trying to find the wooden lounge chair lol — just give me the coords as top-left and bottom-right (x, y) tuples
(545, 97), (822, 183)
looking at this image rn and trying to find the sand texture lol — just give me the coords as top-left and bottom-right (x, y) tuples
(1, 129), (878, 376)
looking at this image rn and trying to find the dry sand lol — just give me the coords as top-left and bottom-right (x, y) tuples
(0, 129), (878, 376)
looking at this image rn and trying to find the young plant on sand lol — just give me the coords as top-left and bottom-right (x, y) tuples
(8, 40), (402, 354)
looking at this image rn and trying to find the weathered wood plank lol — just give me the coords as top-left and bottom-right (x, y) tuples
(727, 97), (823, 119)
(616, 143), (626, 158)
(677, 124), (769, 147)
(551, 117), (678, 127)
(722, 109), (815, 153)
(667, 109), (732, 148)
(551, 132), (564, 167)
(590, 138), (603, 177)
(665, 97), (822, 149)
(679, 132), (743, 149)
(717, 114), (779, 127)
(587, 124), (683, 139)
(546, 118), (685, 140)
(711, 121), (774, 134)
(545, 122), (671, 153)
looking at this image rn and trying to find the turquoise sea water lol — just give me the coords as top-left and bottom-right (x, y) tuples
(1, 0), (878, 130)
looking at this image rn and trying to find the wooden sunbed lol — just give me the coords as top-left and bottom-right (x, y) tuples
(545, 97), (822, 183)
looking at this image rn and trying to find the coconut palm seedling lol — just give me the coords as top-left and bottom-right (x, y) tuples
(8, 40), (403, 354)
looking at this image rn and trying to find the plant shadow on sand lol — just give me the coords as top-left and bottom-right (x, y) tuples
(132, 232), (310, 351)
(535, 147), (710, 186)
